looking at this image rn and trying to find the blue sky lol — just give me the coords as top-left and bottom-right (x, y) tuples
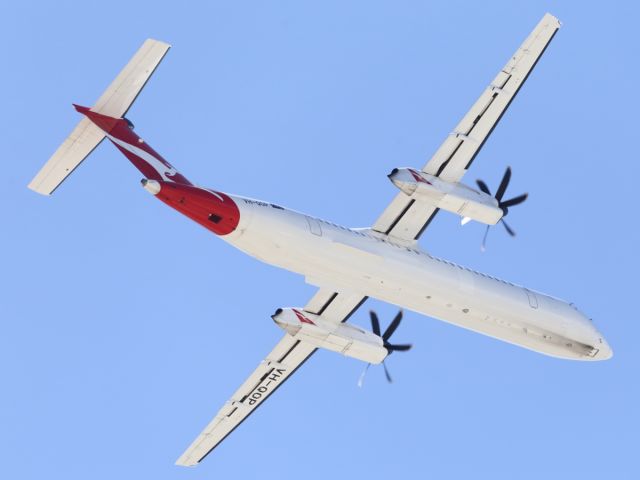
(2, 1), (638, 478)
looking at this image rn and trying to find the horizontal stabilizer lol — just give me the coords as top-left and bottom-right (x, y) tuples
(28, 39), (171, 195)
(91, 39), (171, 118)
(28, 119), (105, 195)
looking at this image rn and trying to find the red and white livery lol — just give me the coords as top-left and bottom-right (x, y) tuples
(29, 14), (612, 467)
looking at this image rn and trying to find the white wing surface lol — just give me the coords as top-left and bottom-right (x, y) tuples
(175, 289), (366, 466)
(373, 13), (561, 241)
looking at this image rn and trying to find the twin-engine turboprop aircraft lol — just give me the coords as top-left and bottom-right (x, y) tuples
(29, 13), (611, 466)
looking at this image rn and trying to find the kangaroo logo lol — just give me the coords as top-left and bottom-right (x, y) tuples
(107, 134), (178, 182)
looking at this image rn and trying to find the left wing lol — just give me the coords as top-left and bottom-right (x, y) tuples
(373, 13), (561, 241)
(175, 289), (366, 466)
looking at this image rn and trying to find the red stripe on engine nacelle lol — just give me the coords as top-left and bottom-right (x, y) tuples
(292, 309), (316, 325)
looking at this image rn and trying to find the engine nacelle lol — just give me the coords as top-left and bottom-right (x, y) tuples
(271, 308), (388, 364)
(389, 167), (503, 225)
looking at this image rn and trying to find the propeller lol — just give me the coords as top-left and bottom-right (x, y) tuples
(476, 166), (528, 251)
(358, 310), (412, 387)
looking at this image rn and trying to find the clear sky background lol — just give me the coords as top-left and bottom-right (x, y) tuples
(1, 1), (638, 478)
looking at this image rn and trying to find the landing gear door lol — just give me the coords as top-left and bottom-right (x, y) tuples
(306, 216), (322, 236)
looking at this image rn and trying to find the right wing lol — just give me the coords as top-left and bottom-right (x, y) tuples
(175, 289), (366, 466)
(372, 13), (561, 242)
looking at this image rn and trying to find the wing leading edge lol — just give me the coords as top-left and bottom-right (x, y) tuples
(373, 13), (561, 241)
(175, 289), (366, 466)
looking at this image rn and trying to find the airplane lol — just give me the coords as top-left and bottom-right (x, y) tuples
(28, 13), (612, 467)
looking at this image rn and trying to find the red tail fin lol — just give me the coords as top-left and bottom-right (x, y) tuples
(74, 105), (191, 185)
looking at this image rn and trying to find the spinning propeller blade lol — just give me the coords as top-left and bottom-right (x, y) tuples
(382, 310), (403, 341)
(476, 179), (491, 196)
(370, 311), (381, 336)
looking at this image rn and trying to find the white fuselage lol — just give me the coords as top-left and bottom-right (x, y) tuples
(221, 195), (612, 361)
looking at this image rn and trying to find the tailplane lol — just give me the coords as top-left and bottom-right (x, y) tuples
(29, 39), (171, 195)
